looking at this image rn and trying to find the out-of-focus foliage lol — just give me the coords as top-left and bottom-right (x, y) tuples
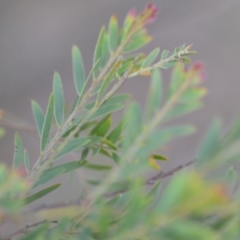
(1, 3), (240, 240)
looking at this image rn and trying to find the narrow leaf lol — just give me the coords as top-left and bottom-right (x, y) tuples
(161, 50), (170, 60)
(108, 15), (118, 52)
(73, 59), (100, 110)
(90, 114), (111, 137)
(93, 27), (108, 76)
(84, 163), (112, 171)
(13, 132), (24, 168)
(41, 93), (54, 152)
(34, 161), (86, 188)
(196, 120), (221, 165)
(89, 103), (123, 120)
(107, 114), (127, 144)
(124, 36), (152, 53)
(31, 100), (44, 136)
(24, 149), (30, 173)
(97, 60), (122, 102)
(152, 154), (168, 161)
(72, 45), (85, 95)
(146, 69), (162, 121)
(141, 48), (160, 69)
(53, 72), (64, 126)
(56, 138), (91, 160)
(123, 102), (142, 150)
(25, 184), (61, 205)
(85, 94), (130, 110)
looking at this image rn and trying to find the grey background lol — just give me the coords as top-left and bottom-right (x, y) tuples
(0, 0), (239, 197)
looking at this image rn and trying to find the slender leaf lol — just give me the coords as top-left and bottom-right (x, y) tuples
(25, 184), (61, 205)
(90, 114), (111, 137)
(72, 45), (85, 95)
(161, 50), (170, 60)
(73, 59), (100, 110)
(93, 27), (108, 76)
(152, 154), (168, 161)
(89, 103), (123, 121)
(107, 112), (128, 144)
(24, 149), (30, 173)
(165, 102), (202, 120)
(85, 94), (130, 110)
(56, 138), (91, 160)
(146, 69), (162, 121)
(123, 102), (142, 150)
(31, 100), (44, 136)
(196, 120), (221, 166)
(84, 162), (112, 171)
(13, 132), (24, 168)
(124, 36), (152, 53)
(112, 152), (120, 165)
(180, 87), (207, 103)
(141, 48), (160, 69)
(53, 72), (64, 127)
(108, 15), (118, 52)
(34, 161), (87, 188)
(138, 126), (195, 158)
(97, 60), (122, 102)
(41, 93), (54, 152)
(0, 128), (5, 138)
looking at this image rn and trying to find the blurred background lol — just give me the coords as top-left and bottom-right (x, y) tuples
(0, 0), (240, 193)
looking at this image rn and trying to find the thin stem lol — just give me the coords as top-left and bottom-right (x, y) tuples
(2, 220), (58, 240)
(88, 69), (194, 201)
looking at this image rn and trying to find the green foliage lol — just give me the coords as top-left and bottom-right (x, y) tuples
(1, 4), (240, 240)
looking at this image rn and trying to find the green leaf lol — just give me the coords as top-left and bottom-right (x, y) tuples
(85, 94), (130, 110)
(121, 9), (135, 42)
(89, 103), (123, 121)
(41, 93), (54, 152)
(141, 48), (160, 69)
(24, 149), (30, 173)
(56, 138), (91, 160)
(108, 15), (118, 52)
(180, 87), (207, 103)
(0, 128), (5, 138)
(72, 45), (85, 96)
(138, 126), (195, 158)
(53, 72), (64, 127)
(166, 102), (202, 120)
(25, 184), (61, 205)
(81, 148), (89, 161)
(196, 120), (221, 166)
(102, 138), (118, 150)
(123, 102), (142, 150)
(124, 36), (152, 53)
(73, 59), (100, 110)
(112, 152), (120, 165)
(93, 27), (108, 76)
(31, 100), (44, 136)
(161, 50), (170, 60)
(152, 154), (168, 161)
(90, 114), (111, 137)
(20, 224), (48, 240)
(107, 112), (127, 144)
(13, 132), (24, 168)
(34, 161), (86, 188)
(97, 60), (122, 102)
(146, 69), (162, 121)
(168, 63), (186, 95)
(84, 162), (112, 171)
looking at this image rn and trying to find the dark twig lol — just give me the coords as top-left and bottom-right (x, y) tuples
(2, 220), (58, 240)
(3, 160), (194, 239)
(146, 160), (194, 184)
(105, 160), (195, 198)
